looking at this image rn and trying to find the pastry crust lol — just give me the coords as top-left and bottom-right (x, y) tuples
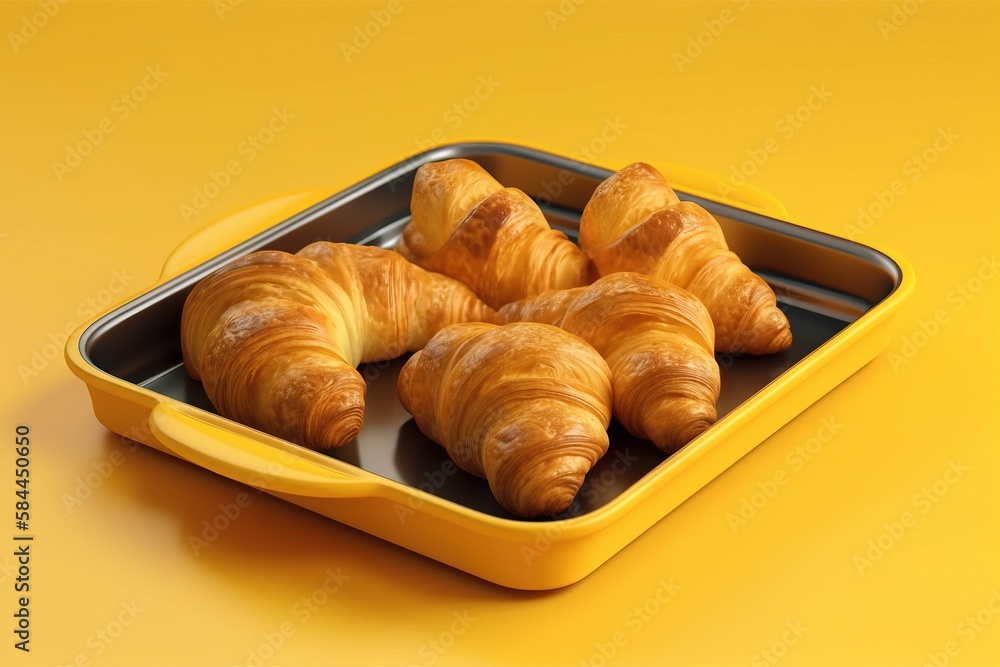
(579, 162), (792, 355)
(499, 272), (720, 452)
(397, 322), (613, 517)
(181, 242), (493, 449)
(399, 158), (594, 308)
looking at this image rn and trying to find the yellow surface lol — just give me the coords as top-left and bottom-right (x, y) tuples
(2, 1), (997, 665)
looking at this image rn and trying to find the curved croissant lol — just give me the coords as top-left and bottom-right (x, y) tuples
(398, 158), (594, 309)
(579, 162), (792, 355)
(398, 322), (613, 517)
(181, 242), (493, 449)
(499, 273), (720, 453)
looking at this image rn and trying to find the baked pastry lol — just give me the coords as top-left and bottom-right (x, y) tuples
(498, 273), (720, 453)
(181, 242), (493, 449)
(397, 158), (593, 308)
(397, 322), (613, 517)
(578, 162), (792, 355)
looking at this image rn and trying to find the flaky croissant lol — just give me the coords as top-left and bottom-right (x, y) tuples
(579, 162), (792, 355)
(397, 158), (594, 309)
(181, 242), (493, 449)
(397, 322), (613, 517)
(498, 273), (720, 453)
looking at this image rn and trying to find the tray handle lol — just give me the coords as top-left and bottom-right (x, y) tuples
(149, 402), (378, 499)
(160, 190), (331, 281)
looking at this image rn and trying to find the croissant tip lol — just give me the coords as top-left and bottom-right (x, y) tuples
(500, 483), (580, 518)
(648, 412), (716, 454)
(310, 405), (364, 449)
(768, 327), (793, 354)
(493, 458), (596, 518)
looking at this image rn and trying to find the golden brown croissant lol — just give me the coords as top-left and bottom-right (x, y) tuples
(579, 162), (792, 355)
(498, 273), (720, 453)
(181, 242), (493, 449)
(397, 322), (613, 517)
(397, 158), (594, 309)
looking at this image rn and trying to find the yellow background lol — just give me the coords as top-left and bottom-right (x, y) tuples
(2, 1), (998, 665)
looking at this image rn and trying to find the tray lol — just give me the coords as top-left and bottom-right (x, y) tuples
(66, 142), (914, 590)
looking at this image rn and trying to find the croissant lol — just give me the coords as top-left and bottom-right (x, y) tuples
(578, 162), (792, 355)
(398, 158), (594, 308)
(397, 322), (613, 517)
(498, 272), (720, 453)
(181, 242), (493, 449)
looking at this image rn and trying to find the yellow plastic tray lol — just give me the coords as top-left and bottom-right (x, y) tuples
(66, 143), (913, 590)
